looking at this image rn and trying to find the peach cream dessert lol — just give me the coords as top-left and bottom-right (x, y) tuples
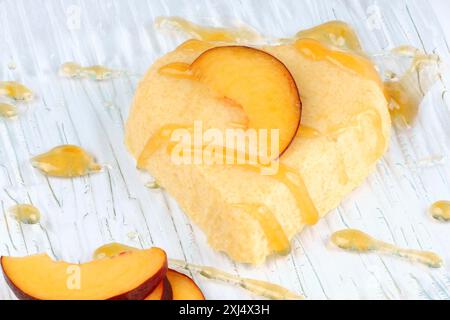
(125, 19), (392, 264)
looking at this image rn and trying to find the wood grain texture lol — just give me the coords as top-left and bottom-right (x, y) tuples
(0, 0), (449, 300)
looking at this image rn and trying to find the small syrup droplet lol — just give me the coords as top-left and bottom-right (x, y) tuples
(0, 81), (34, 101)
(9, 204), (41, 224)
(430, 201), (450, 222)
(145, 180), (161, 189)
(59, 62), (118, 81)
(0, 103), (18, 118)
(7, 61), (17, 70)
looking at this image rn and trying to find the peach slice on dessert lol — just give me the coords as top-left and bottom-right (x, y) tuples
(1, 248), (167, 300)
(190, 46), (301, 157)
(144, 277), (173, 300)
(167, 269), (205, 300)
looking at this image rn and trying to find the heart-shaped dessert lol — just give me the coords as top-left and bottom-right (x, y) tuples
(125, 23), (390, 264)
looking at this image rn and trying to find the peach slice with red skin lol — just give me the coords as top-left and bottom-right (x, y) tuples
(190, 46), (302, 157)
(1, 248), (167, 300)
(167, 269), (205, 300)
(144, 277), (173, 300)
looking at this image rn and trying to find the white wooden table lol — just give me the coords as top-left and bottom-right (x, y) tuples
(0, 0), (449, 300)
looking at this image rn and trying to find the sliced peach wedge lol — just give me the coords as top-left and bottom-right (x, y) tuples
(144, 277), (173, 300)
(190, 46), (302, 157)
(1, 248), (167, 300)
(167, 269), (205, 300)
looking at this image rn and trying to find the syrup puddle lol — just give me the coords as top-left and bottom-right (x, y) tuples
(59, 62), (122, 80)
(145, 180), (161, 189)
(232, 203), (291, 255)
(429, 201), (450, 222)
(31, 145), (102, 178)
(331, 229), (442, 268)
(377, 46), (441, 127)
(0, 102), (18, 118)
(0, 81), (34, 101)
(8, 204), (41, 224)
(155, 16), (263, 43)
(291, 20), (363, 52)
(93, 243), (303, 300)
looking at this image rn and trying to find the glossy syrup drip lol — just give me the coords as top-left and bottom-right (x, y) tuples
(237, 162), (319, 225)
(59, 62), (118, 80)
(31, 145), (102, 178)
(176, 39), (215, 52)
(155, 16), (261, 43)
(145, 180), (162, 189)
(170, 259), (303, 300)
(294, 38), (383, 88)
(384, 46), (440, 126)
(158, 62), (192, 79)
(233, 203), (290, 254)
(137, 124), (319, 226)
(0, 103), (18, 118)
(429, 201), (450, 222)
(331, 229), (443, 268)
(0, 81), (34, 101)
(293, 20), (362, 52)
(9, 204), (41, 224)
(296, 125), (321, 138)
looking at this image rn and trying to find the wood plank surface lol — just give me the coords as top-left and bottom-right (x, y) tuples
(0, 0), (449, 299)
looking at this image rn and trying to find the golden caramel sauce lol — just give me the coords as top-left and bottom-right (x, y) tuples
(384, 47), (440, 126)
(170, 259), (303, 300)
(93, 243), (137, 260)
(59, 62), (117, 80)
(0, 103), (18, 118)
(293, 20), (362, 52)
(31, 145), (102, 178)
(331, 229), (443, 268)
(0, 81), (34, 101)
(82, 66), (114, 80)
(157, 17), (438, 129)
(138, 124), (319, 226)
(158, 62), (192, 79)
(59, 62), (82, 77)
(281, 166), (319, 225)
(137, 124), (191, 169)
(155, 16), (261, 43)
(9, 204), (41, 225)
(176, 39), (214, 52)
(296, 126), (321, 138)
(233, 203), (290, 254)
(92, 243), (303, 299)
(294, 38), (383, 88)
(429, 201), (450, 222)
(240, 163), (319, 225)
(145, 180), (161, 189)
